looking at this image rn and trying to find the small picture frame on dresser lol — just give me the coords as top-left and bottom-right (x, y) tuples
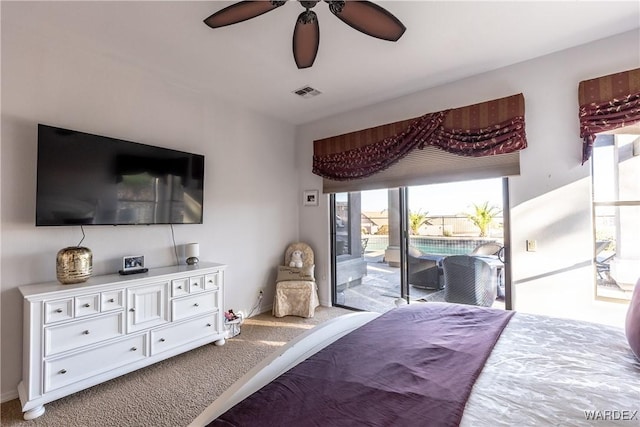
(119, 255), (148, 275)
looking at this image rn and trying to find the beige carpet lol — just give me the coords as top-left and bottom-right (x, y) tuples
(1, 306), (353, 427)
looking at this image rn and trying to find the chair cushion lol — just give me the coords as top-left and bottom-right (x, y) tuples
(276, 265), (315, 282)
(408, 246), (423, 257)
(273, 281), (319, 318)
(625, 277), (640, 360)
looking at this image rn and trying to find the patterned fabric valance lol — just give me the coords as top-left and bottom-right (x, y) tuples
(578, 68), (640, 164)
(313, 94), (526, 180)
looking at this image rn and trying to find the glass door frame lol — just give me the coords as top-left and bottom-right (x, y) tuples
(329, 194), (339, 307)
(502, 178), (514, 310)
(330, 189), (409, 309)
(398, 187), (410, 304)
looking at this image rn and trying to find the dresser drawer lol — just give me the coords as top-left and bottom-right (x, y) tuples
(189, 275), (205, 293)
(44, 312), (124, 356)
(150, 313), (217, 356)
(204, 272), (220, 290)
(101, 290), (124, 312)
(171, 278), (189, 297)
(75, 294), (100, 317)
(172, 292), (217, 321)
(44, 299), (74, 324)
(44, 334), (147, 393)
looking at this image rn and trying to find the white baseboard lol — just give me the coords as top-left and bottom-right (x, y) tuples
(257, 303), (273, 316)
(1, 388), (19, 403)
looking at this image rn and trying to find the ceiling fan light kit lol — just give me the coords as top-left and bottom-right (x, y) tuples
(204, 0), (406, 69)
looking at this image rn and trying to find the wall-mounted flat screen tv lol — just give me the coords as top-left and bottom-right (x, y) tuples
(36, 124), (204, 226)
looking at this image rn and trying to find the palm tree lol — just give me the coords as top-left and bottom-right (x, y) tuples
(467, 202), (501, 237)
(409, 210), (432, 235)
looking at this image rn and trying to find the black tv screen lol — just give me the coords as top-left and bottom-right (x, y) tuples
(36, 124), (204, 226)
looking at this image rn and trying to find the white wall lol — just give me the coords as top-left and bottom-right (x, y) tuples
(297, 30), (640, 315)
(1, 21), (299, 399)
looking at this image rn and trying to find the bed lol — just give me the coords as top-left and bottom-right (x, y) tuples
(189, 303), (640, 427)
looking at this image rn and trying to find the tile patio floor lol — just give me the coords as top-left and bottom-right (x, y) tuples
(340, 251), (629, 328)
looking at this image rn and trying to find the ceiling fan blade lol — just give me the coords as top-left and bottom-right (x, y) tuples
(293, 11), (320, 69)
(327, 1), (405, 42)
(204, 1), (285, 29)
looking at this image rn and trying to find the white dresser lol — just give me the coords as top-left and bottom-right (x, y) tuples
(18, 262), (226, 420)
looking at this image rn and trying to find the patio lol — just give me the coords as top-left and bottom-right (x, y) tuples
(338, 250), (629, 327)
(337, 250), (505, 313)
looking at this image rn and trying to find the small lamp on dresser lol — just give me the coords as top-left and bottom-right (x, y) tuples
(185, 243), (199, 265)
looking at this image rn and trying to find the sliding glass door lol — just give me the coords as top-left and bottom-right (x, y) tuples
(406, 179), (506, 309)
(332, 190), (403, 312)
(332, 178), (508, 312)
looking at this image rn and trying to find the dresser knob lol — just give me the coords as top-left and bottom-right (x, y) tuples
(59, 369), (67, 374)
(83, 303), (90, 308)
(55, 308), (63, 313)
(160, 338), (165, 342)
(206, 323), (211, 327)
(108, 298), (115, 303)
(177, 286), (182, 289)
(131, 347), (137, 351)
(129, 308), (135, 312)
(194, 303), (199, 307)
(83, 330), (90, 335)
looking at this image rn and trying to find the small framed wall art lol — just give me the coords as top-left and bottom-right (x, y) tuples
(303, 189), (319, 206)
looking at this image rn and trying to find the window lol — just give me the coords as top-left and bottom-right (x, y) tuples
(592, 133), (640, 301)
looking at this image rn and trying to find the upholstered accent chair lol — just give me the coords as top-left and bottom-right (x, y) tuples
(273, 243), (319, 318)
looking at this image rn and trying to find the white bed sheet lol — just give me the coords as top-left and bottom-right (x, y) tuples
(463, 312), (640, 426)
(192, 309), (639, 426)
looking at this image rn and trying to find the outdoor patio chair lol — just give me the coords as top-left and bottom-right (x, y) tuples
(408, 247), (444, 290)
(470, 242), (502, 256)
(595, 240), (615, 282)
(442, 255), (497, 307)
(469, 242), (505, 297)
(273, 242), (319, 318)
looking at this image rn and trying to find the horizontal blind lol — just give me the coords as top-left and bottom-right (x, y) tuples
(323, 146), (519, 193)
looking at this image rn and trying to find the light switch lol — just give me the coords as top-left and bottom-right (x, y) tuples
(526, 240), (537, 252)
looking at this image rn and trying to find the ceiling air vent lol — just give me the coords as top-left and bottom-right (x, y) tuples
(293, 85), (322, 99)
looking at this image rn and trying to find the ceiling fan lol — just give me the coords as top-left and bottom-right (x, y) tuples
(203, 1), (406, 69)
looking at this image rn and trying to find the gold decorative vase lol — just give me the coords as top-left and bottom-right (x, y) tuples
(56, 246), (93, 284)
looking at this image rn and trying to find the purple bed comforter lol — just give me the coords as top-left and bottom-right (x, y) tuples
(210, 303), (514, 427)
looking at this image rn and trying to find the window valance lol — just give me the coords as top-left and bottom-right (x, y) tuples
(313, 93), (526, 182)
(578, 67), (640, 164)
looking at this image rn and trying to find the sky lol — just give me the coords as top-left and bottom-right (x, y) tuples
(360, 178), (503, 216)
